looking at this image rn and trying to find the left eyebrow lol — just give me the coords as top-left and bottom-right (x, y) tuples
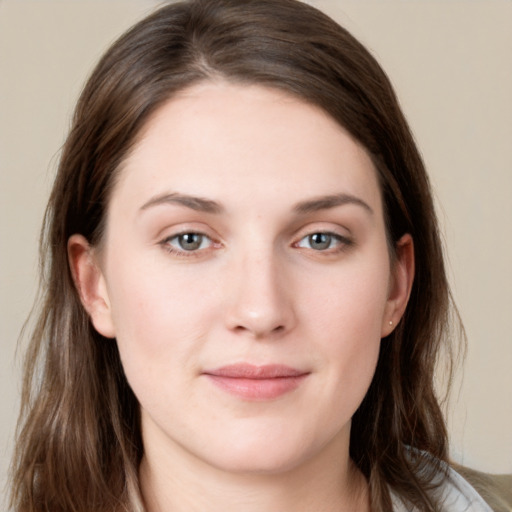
(139, 192), (224, 214)
(293, 193), (374, 215)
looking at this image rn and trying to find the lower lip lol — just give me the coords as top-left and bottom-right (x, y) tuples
(205, 374), (308, 401)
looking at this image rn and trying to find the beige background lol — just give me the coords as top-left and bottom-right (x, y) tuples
(1, 0), (511, 502)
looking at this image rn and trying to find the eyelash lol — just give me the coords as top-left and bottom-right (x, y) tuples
(160, 232), (218, 258)
(294, 231), (353, 253)
(159, 230), (353, 258)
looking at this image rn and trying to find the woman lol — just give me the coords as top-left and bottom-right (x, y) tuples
(8, 0), (500, 511)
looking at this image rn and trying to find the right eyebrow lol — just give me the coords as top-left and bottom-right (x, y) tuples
(139, 192), (224, 214)
(293, 193), (374, 215)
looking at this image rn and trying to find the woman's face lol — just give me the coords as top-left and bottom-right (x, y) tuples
(72, 82), (412, 475)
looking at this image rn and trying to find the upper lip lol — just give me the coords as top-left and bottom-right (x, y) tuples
(203, 364), (308, 379)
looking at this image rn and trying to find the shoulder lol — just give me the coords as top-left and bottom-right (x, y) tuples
(391, 458), (511, 512)
(452, 464), (512, 512)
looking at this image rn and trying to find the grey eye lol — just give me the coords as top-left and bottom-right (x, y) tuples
(296, 232), (341, 251)
(177, 233), (204, 251)
(307, 233), (333, 250)
(162, 231), (215, 256)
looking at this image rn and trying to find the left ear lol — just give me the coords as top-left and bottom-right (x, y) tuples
(381, 233), (415, 337)
(68, 234), (116, 339)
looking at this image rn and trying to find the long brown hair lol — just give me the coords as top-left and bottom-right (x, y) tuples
(10, 1), (462, 510)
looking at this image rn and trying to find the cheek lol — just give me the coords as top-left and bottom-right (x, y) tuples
(305, 257), (390, 341)
(302, 256), (390, 402)
(104, 253), (219, 378)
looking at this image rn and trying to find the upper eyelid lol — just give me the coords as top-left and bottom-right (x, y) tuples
(161, 231), (217, 248)
(292, 222), (352, 239)
(156, 221), (352, 244)
(158, 224), (219, 242)
(297, 231), (344, 241)
(162, 229), (211, 240)
(160, 229), (350, 243)
(294, 231), (351, 246)
(159, 232), (219, 258)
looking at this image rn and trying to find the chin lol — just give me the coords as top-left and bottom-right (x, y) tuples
(198, 425), (326, 476)
(209, 448), (308, 476)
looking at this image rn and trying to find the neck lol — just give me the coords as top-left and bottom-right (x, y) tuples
(140, 435), (370, 512)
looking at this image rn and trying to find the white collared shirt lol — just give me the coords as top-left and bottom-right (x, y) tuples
(391, 465), (493, 511)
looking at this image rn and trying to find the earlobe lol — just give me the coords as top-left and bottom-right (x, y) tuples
(68, 234), (116, 338)
(381, 234), (415, 337)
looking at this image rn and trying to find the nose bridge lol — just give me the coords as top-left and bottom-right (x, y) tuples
(225, 241), (295, 338)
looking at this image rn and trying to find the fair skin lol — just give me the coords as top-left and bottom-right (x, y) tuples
(69, 82), (414, 512)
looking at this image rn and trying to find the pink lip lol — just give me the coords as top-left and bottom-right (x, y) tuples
(203, 364), (309, 401)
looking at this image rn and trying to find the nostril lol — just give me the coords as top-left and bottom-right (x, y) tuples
(224, 274), (296, 337)
(232, 323), (286, 337)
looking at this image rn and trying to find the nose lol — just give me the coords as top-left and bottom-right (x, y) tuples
(224, 251), (296, 339)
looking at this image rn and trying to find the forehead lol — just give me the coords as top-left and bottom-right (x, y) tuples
(113, 81), (382, 215)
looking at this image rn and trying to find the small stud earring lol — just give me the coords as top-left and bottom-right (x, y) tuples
(389, 320), (393, 326)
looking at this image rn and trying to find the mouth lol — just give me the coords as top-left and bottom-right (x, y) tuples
(202, 364), (310, 401)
